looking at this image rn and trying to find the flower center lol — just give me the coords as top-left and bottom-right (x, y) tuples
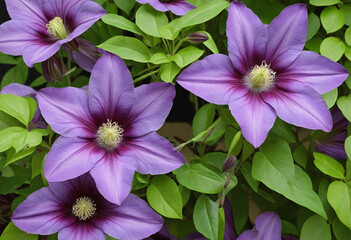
(245, 61), (276, 92)
(46, 17), (67, 40)
(72, 197), (96, 221)
(97, 119), (124, 150)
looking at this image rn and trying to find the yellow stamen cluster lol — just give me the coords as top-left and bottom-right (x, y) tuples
(72, 197), (96, 221)
(97, 119), (124, 150)
(46, 17), (67, 40)
(246, 60), (276, 92)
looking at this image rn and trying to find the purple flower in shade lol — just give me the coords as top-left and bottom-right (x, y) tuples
(37, 52), (185, 205)
(177, 2), (349, 148)
(0, 0), (105, 67)
(12, 173), (163, 240)
(314, 108), (349, 160)
(136, 0), (195, 16)
(42, 55), (67, 83)
(0, 83), (46, 130)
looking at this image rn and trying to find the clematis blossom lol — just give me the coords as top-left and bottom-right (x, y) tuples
(12, 173), (163, 240)
(0, 0), (105, 67)
(136, 0), (195, 16)
(314, 108), (349, 160)
(0, 83), (46, 130)
(177, 2), (349, 147)
(37, 52), (185, 205)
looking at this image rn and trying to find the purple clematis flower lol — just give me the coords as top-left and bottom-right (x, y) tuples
(12, 173), (163, 240)
(37, 52), (185, 205)
(177, 2), (349, 147)
(136, 0), (195, 16)
(314, 108), (349, 160)
(0, 0), (105, 67)
(0, 83), (46, 130)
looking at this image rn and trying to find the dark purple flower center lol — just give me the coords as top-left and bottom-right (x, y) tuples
(97, 119), (124, 150)
(244, 60), (276, 92)
(72, 196), (96, 221)
(46, 17), (68, 40)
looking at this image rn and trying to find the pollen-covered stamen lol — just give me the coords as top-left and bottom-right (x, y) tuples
(245, 60), (276, 92)
(46, 17), (67, 40)
(72, 197), (96, 221)
(97, 119), (124, 150)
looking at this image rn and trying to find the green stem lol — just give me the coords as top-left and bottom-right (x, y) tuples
(172, 38), (186, 55)
(134, 65), (158, 77)
(134, 69), (160, 83)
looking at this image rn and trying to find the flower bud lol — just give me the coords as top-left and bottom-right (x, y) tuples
(222, 155), (237, 172)
(42, 55), (67, 83)
(186, 32), (209, 44)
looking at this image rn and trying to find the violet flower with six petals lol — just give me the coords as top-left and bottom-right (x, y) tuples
(136, 0), (195, 16)
(177, 2), (349, 147)
(0, 0), (105, 67)
(12, 173), (163, 240)
(37, 52), (185, 205)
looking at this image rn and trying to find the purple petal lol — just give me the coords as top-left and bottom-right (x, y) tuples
(66, 0), (106, 40)
(44, 136), (105, 182)
(237, 230), (257, 240)
(228, 93), (276, 148)
(125, 82), (175, 137)
(177, 54), (243, 105)
(23, 41), (63, 67)
(224, 197), (236, 240)
(4, 0), (48, 25)
(92, 194), (163, 239)
(227, 2), (267, 74)
(278, 51), (349, 94)
(37, 87), (96, 137)
(136, 0), (195, 15)
(125, 132), (185, 175)
(255, 212), (281, 240)
(0, 83), (36, 97)
(12, 187), (75, 235)
(71, 38), (101, 72)
(266, 4), (307, 70)
(89, 151), (137, 205)
(58, 222), (105, 240)
(0, 20), (44, 57)
(88, 52), (134, 124)
(262, 81), (332, 132)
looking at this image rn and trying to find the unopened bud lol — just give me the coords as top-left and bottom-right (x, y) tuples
(187, 32), (209, 44)
(42, 55), (67, 83)
(222, 155), (236, 172)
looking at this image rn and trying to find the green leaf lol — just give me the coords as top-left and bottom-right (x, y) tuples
(175, 162), (237, 194)
(314, 152), (345, 179)
(270, 118), (296, 143)
(1, 59), (28, 88)
(252, 152), (326, 218)
(228, 185), (249, 234)
(0, 127), (27, 152)
(310, 0), (341, 6)
(178, 185), (191, 207)
(113, 0), (135, 15)
(300, 215), (331, 240)
(32, 152), (46, 179)
(320, 37), (345, 61)
(147, 175), (183, 219)
(98, 36), (151, 63)
(136, 4), (168, 37)
(192, 103), (215, 136)
(198, 31), (219, 54)
(171, 46), (204, 68)
(337, 94), (351, 122)
(322, 88), (338, 109)
(159, 62), (181, 83)
(202, 152), (227, 170)
(346, 136), (351, 160)
(102, 14), (143, 35)
(5, 147), (35, 167)
(341, 4), (351, 26)
(345, 45), (351, 61)
(30, 76), (46, 88)
(346, 27), (351, 46)
(193, 195), (224, 240)
(0, 52), (17, 65)
(294, 145), (308, 169)
(0, 222), (38, 240)
(307, 13), (320, 41)
(327, 181), (351, 229)
(0, 111), (22, 130)
(332, 218), (351, 240)
(241, 161), (259, 192)
(321, 6), (345, 33)
(0, 168), (30, 195)
(150, 52), (170, 64)
(0, 94), (31, 127)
